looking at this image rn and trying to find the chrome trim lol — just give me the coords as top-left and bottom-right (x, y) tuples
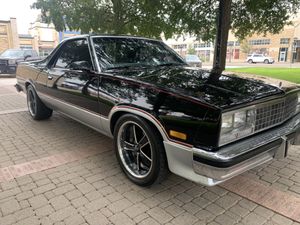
(193, 148), (275, 182)
(91, 35), (162, 44)
(88, 36), (101, 72)
(86, 37), (97, 72)
(163, 141), (221, 186)
(193, 133), (296, 182)
(109, 107), (169, 142)
(220, 91), (300, 146)
(197, 112), (300, 162)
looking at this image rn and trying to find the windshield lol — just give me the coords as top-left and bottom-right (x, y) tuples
(0, 50), (24, 58)
(92, 37), (185, 70)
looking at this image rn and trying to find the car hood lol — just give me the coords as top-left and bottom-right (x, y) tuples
(0, 57), (22, 60)
(108, 66), (285, 109)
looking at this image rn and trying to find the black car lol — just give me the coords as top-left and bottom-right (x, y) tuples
(15, 35), (300, 186)
(0, 49), (40, 74)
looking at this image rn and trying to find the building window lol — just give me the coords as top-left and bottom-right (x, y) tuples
(249, 39), (271, 45)
(227, 41), (234, 46)
(194, 43), (211, 48)
(173, 44), (187, 50)
(280, 38), (290, 45)
(20, 45), (33, 50)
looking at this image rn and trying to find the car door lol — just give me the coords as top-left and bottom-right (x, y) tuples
(43, 38), (102, 131)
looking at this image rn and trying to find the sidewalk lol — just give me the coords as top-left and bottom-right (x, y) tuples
(0, 78), (299, 225)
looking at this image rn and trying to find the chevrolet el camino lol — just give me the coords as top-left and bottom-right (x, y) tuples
(15, 35), (300, 186)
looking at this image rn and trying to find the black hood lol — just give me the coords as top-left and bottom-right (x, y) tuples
(108, 66), (285, 109)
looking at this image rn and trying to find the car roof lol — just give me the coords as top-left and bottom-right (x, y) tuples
(61, 34), (161, 43)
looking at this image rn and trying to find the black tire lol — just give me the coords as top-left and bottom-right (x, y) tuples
(264, 59), (269, 64)
(27, 85), (53, 120)
(113, 114), (168, 186)
(248, 59), (253, 64)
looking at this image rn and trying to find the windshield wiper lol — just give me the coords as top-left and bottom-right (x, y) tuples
(105, 64), (150, 71)
(157, 62), (185, 67)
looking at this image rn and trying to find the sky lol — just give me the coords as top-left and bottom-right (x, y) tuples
(0, 0), (299, 35)
(0, 0), (41, 34)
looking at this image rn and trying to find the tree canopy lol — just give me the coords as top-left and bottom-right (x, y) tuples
(32, 0), (300, 41)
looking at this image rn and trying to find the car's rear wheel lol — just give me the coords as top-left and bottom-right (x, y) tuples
(248, 59), (253, 64)
(114, 114), (168, 186)
(264, 59), (269, 64)
(27, 85), (52, 120)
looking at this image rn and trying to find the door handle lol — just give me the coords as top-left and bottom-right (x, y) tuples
(48, 75), (53, 80)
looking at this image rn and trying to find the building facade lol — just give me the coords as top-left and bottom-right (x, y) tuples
(164, 17), (300, 63)
(0, 18), (19, 53)
(19, 34), (36, 50)
(28, 22), (60, 56)
(0, 19), (80, 56)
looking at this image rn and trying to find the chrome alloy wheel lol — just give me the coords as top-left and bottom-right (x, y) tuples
(117, 121), (153, 178)
(27, 89), (37, 116)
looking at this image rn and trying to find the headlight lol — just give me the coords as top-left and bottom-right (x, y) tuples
(8, 59), (16, 65)
(219, 109), (256, 146)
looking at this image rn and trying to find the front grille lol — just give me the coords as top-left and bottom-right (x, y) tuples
(254, 94), (298, 132)
(0, 59), (7, 65)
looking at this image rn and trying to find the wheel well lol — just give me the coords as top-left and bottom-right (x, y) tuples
(110, 111), (127, 134)
(25, 82), (31, 90)
(110, 111), (164, 142)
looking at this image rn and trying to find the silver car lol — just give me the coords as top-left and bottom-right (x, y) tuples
(185, 54), (202, 68)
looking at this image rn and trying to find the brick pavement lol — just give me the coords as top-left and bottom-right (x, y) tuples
(0, 78), (299, 225)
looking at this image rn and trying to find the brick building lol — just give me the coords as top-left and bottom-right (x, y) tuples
(19, 34), (36, 50)
(0, 19), (80, 56)
(165, 17), (300, 63)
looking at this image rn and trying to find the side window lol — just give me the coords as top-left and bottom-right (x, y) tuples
(54, 39), (93, 70)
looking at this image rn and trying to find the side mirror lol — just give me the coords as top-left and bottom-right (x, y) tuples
(24, 55), (31, 60)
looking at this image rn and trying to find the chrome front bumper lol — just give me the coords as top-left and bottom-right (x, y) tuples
(164, 113), (300, 186)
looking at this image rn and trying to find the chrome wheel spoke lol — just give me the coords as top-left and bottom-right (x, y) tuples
(140, 149), (152, 162)
(132, 124), (138, 144)
(117, 121), (153, 178)
(136, 152), (140, 171)
(138, 135), (149, 148)
(123, 141), (136, 151)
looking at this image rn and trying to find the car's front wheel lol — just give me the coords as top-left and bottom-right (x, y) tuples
(114, 114), (168, 186)
(27, 85), (53, 120)
(248, 59), (253, 64)
(264, 59), (270, 64)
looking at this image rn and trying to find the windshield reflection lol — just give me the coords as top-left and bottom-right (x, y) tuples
(92, 37), (185, 70)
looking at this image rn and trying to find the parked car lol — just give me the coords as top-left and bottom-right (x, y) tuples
(246, 53), (274, 64)
(0, 49), (40, 74)
(185, 54), (202, 68)
(16, 35), (300, 186)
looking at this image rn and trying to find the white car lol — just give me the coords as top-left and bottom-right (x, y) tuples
(246, 54), (274, 64)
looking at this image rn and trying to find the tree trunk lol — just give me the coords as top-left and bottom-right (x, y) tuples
(211, 0), (232, 76)
(112, 0), (125, 34)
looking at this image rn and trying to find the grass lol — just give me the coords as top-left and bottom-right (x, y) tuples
(226, 67), (300, 84)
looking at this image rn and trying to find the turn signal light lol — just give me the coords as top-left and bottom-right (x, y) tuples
(170, 130), (187, 141)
